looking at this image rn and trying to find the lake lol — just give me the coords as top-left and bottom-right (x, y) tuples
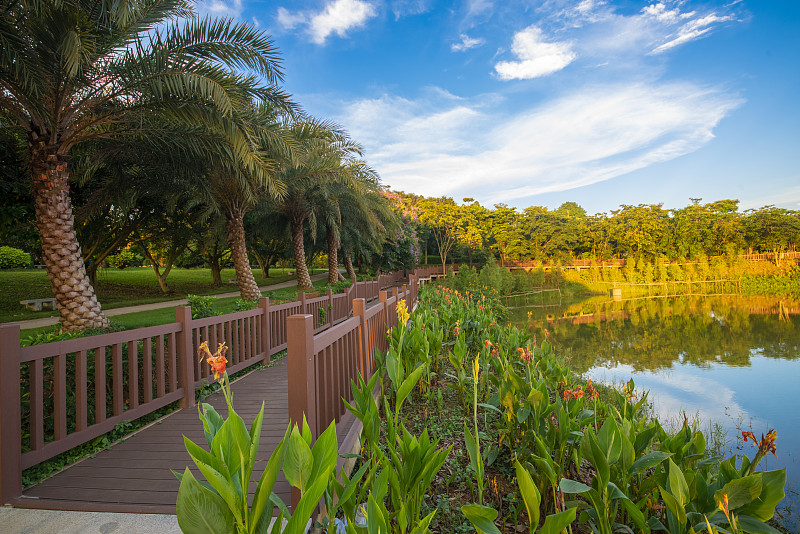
(511, 293), (799, 528)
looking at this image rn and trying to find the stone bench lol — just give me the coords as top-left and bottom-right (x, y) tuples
(20, 298), (57, 311)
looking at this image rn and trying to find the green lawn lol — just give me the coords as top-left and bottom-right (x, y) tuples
(17, 277), (334, 338)
(0, 267), (323, 323)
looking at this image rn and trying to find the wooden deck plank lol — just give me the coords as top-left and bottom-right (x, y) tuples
(18, 359), (357, 515)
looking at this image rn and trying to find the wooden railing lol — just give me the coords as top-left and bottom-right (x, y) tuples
(285, 279), (417, 441)
(0, 271), (413, 504)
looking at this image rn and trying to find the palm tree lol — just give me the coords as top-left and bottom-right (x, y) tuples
(0, 0), (286, 330)
(317, 162), (391, 285)
(339, 187), (398, 281)
(262, 120), (361, 290)
(197, 103), (296, 301)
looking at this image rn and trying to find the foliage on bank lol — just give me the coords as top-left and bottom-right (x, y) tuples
(175, 278), (788, 533)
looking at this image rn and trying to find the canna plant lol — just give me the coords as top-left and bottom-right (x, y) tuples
(464, 356), (486, 504)
(175, 342), (338, 534)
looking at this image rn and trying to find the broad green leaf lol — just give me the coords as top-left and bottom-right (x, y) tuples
(176, 468), (234, 534)
(283, 428), (313, 491)
(659, 488), (687, 525)
(737, 469), (786, 522)
(283, 467), (333, 534)
(629, 451), (673, 475)
(211, 408), (251, 479)
(666, 459), (690, 506)
(538, 507), (578, 534)
(247, 402), (265, 481)
(310, 421), (338, 482)
(589, 432), (610, 489)
(733, 514), (784, 534)
(713, 473), (762, 510)
(560, 478), (592, 494)
(461, 504), (502, 534)
(464, 423), (481, 477)
(515, 461), (541, 529)
(396, 364), (427, 413)
(620, 498), (647, 530)
(250, 427), (290, 533)
(410, 511), (437, 534)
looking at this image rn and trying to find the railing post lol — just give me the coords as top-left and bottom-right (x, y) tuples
(379, 291), (389, 346)
(287, 314), (316, 510)
(175, 306), (195, 408)
(327, 289), (333, 327)
(392, 287), (399, 300)
(352, 298), (369, 377)
(0, 323), (22, 504)
(300, 291), (307, 314)
(287, 314), (316, 432)
(260, 297), (271, 365)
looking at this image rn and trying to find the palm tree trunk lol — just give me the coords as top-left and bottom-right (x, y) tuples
(344, 254), (357, 282)
(291, 218), (313, 290)
(225, 208), (261, 301)
(326, 227), (339, 285)
(31, 148), (108, 331)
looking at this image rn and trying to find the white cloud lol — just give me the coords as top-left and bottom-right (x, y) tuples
(335, 83), (742, 205)
(466, 0), (493, 18)
(390, 0), (432, 19)
(276, 7), (306, 29)
(451, 33), (486, 52)
(651, 12), (736, 54)
(199, 0), (243, 19)
(494, 25), (576, 80)
(276, 0), (377, 44)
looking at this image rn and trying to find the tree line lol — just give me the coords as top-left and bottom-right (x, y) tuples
(387, 192), (800, 266)
(0, 0), (407, 331)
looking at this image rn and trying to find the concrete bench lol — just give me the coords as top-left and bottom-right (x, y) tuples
(20, 298), (57, 311)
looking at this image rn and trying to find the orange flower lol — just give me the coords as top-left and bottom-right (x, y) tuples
(201, 341), (228, 381)
(208, 354), (228, 380)
(573, 389), (584, 400)
(485, 339), (494, 348)
(563, 390), (572, 401)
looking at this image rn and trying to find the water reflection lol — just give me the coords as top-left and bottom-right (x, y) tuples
(514, 294), (800, 373)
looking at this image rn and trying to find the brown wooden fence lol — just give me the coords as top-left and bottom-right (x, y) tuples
(0, 272), (421, 505)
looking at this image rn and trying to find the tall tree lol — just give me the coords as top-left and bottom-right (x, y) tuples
(260, 120), (361, 289)
(418, 197), (460, 273)
(0, 0), (286, 329)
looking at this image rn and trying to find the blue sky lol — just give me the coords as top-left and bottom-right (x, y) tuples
(199, 0), (800, 215)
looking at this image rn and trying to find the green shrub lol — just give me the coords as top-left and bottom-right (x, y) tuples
(106, 249), (143, 269)
(186, 294), (216, 319)
(0, 245), (32, 269)
(324, 279), (352, 294)
(233, 298), (257, 312)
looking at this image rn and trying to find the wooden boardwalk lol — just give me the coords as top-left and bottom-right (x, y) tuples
(10, 359), (357, 515)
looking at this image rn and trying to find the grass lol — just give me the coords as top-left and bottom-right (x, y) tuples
(0, 266), (325, 323)
(18, 278), (335, 338)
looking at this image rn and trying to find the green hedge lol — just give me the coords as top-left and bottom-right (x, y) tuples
(0, 246), (32, 269)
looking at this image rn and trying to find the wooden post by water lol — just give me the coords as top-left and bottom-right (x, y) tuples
(0, 323), (22, 504)
(175, 306), (195, 408)
(259, 297), (271, 364)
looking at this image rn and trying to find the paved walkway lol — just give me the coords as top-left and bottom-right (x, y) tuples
(0, 507), (181, 534)
(14, 272), (333, 330)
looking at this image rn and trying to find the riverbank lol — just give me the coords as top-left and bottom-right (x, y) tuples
(378, 279), (792, 533)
